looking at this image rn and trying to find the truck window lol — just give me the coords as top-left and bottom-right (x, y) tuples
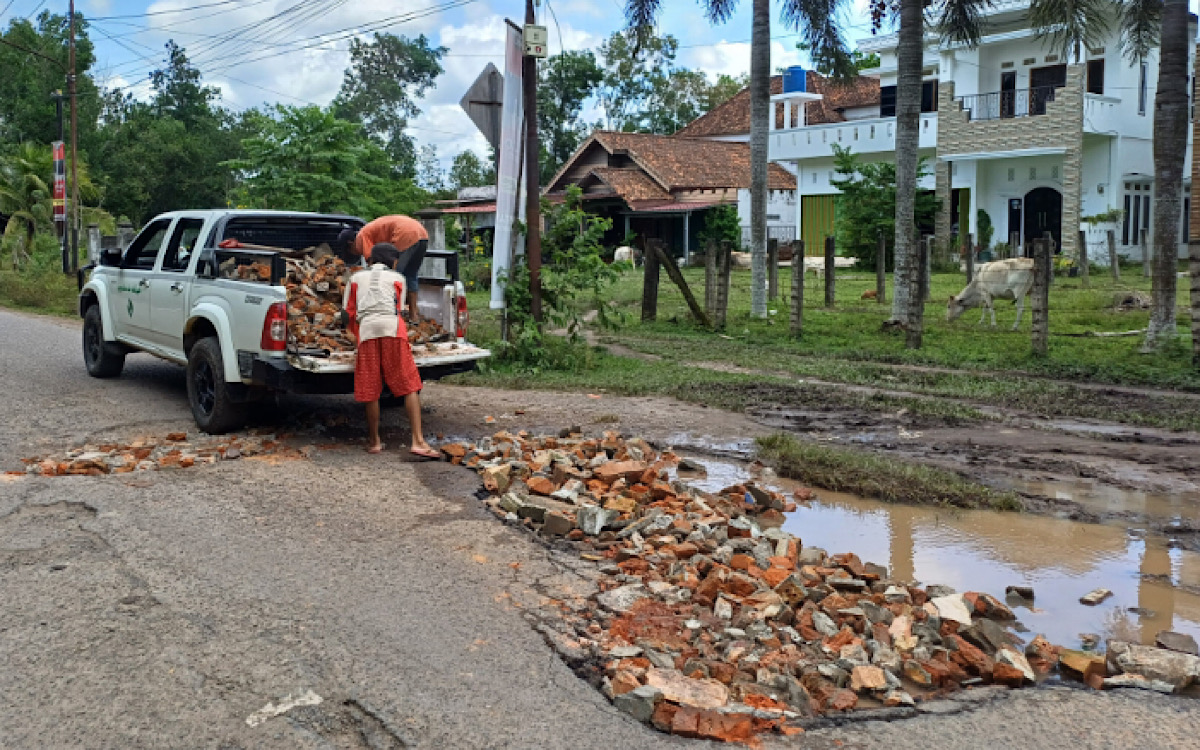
(162, 219), (206, 272)
(124, 219), (172, 270)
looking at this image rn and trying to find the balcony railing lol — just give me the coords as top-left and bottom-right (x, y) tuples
(955, 85), (1060, 121)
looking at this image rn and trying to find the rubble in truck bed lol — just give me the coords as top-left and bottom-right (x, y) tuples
(442, 431), (1200, 743)
(222, 245), (455, 356)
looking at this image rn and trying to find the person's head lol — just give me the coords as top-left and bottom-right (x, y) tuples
(336, 227), (361, 256)
(370, 242), (401, 269)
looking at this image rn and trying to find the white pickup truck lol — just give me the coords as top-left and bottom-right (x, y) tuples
(79, 209), (490, 433)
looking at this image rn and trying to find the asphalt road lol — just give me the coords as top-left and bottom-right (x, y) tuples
(2, 308), (1198, 750)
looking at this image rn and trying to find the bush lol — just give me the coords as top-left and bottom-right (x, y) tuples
(698, 204), (741, 250)
(499, 186), (622, 370)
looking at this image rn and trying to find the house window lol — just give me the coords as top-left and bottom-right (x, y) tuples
(1139, 61), (1148, 115)
(921, 80), (939, 112)
(1087, 59), (1105, 95)
(1184, 196), (1190, 240)
(880, 85), (897, 117)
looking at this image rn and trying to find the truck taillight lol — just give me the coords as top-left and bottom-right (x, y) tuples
(261, 302), (287, 351)
(455, 294), (469, 340)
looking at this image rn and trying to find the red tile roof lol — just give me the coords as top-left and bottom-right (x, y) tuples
(674, 72), (880, 138)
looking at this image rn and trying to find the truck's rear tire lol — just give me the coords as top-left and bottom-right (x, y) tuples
(83, 305), (125, 378)
(187, 337), (245, 434)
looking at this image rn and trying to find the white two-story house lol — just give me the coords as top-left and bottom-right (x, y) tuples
(766, 0), (1196, 263)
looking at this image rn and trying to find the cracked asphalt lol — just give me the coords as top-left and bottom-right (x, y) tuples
(2, 308), (1198, 749)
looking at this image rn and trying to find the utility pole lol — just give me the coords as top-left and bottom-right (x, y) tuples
(68, 0), (80, 274)
(523, 0), (543, 323)
(52, 90), (67, 273)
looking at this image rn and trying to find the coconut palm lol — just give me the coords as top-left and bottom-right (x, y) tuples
(0, 143), (54, 269)
(624, 0), (854, 319)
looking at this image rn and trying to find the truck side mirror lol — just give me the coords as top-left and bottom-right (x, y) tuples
(99, 245), (122, 267)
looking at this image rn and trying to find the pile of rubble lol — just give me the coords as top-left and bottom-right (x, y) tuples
(283, 252), (356, 354)
(222, 247), (455, 356)
(20, 432), (307, 476)
(444, 431), (1200, 743)
(441, 431), (1051, 741)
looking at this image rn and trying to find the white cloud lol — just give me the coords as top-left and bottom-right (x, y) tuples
(681, 40), (806, 80)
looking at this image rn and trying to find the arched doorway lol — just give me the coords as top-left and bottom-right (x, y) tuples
(1024, 187), (1062, 250)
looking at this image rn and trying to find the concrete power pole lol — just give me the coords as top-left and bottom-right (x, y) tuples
(523, 0), (543, 324)
(69, 0), (80, 274)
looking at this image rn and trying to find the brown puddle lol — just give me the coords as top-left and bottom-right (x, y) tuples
(1017, 478), (1200, 523)
(677, 456), (1200, 651)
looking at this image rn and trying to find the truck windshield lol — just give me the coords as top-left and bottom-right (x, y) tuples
(219, 216), (362, 251)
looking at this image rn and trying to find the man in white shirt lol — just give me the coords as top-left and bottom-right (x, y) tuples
(342, 243), (439, 458)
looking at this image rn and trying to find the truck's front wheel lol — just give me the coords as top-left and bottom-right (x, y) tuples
(187, 337), (245, 434)
(83, 305), (125, 378)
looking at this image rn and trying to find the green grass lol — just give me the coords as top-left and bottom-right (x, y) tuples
(0, 268), (78, 317)
(460, 264), (1200, 432)
(755, 433), (1023, 511)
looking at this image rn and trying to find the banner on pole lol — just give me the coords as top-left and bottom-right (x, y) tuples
(52, 141), (66, 224)
(489, 21), (526, 310)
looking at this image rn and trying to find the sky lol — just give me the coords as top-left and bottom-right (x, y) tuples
(0, 0), (882, 165)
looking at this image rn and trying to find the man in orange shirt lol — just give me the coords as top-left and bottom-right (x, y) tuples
(337, 215), (428, 319)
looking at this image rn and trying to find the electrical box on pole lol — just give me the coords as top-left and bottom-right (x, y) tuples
(523, 24), (548, 58)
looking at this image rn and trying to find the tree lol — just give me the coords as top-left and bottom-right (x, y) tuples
(890, 0), (924, 339)
(798, 44), (880, 74)
(0, 11), (101, 147)
(703, 73), (751, 111)
(1141, 0), (1185, 351)
(597, 31), (737, 135)
(225, 105), (424, 218)
(538, 50), (603, 181)
(830, 144), (936, 270)
(625, 1), (852, 318)
(91, 42), (245, 223)
(449, 150), (494, 191)
(416, 144), (447, 195)
(332, 33), (445, 177)
(0, 142), (101, 268)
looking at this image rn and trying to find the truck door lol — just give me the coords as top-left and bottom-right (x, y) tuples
(111, 218), (174, 346)
(151, 217), (207, 355)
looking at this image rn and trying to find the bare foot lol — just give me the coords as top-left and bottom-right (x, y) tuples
(367, 443), (385, 454)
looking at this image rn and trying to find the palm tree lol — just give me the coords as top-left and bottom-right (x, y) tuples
(1140, 0), (1185, 351)
(0, 143), (54, 269)
(625, 0), (853, 319)
(886, 0), (925, 340)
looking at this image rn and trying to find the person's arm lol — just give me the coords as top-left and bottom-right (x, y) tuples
(393, 279), (406, 336)
(343, 281), (360, 341)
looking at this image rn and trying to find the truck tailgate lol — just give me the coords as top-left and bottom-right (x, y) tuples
(287, 342), (491, 374)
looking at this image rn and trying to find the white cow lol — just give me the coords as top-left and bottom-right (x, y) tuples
(946, 257), (1036, 330)
(614, 246), (635, 265)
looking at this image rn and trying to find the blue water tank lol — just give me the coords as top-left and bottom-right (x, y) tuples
(783, 66), (807, 93)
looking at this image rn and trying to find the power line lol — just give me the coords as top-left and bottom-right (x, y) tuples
(91, 0), (250, 21)
(25, 0), (47, 20)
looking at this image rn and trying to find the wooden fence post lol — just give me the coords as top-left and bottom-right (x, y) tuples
(965, 232), (975, 283)
(1107, 229), (1120, 281)
(641, 240), (660, 323)
(705, 239), (717, 322)
(791, 240), (804, 336)
(1032, 237), (1050, 356)
(652, 243), (711, 328)
(924, 235), (934, 300)
(876, 232), (886, 304)
(1078, 229), (1089, 288)
(715, 240), (732, 329)
(1141, 228), (1150, 278)
(907, 234), (926, 350)
(824, 235), (836, 308)
(768, 238), (779, 302)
